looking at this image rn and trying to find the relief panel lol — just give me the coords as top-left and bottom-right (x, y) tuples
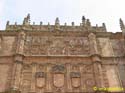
(105, 65), (121, 92)
(0, 36), (16, 56)
(111, 39), (125, 56)
(0, 65), (11, 92)
(24, 36), (90, 55)
(20, 63), (97, 93)
(98, 38), (113, 57)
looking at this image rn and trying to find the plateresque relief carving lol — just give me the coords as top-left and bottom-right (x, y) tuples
(24, 36), (90, 55)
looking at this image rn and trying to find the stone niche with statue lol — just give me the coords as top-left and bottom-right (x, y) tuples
(0, 14), (125, 93)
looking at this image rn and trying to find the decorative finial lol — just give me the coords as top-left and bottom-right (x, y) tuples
(64, 23), (67, 26)
(33, 22), (35, 25)
(96, 24), (98, 27)
(120, 18), (125, 30)
(55, 17), (60, 30)
(82, 16), (86, 23)
(86, 19), (91, 27)
(102, 23), (107, 31)
(48, 22), (51, 30)
(6, 21), (9, 26)
(40, 21), (43, 25)
(55, 17), (60, 25)
(6, 21), (10, 30)
(120, 18), (125, 36)
(48, 22), (50, 25)
(23, 13), (31, 25)
(72, 22), (75, 26)
(15, 22), (17, 25)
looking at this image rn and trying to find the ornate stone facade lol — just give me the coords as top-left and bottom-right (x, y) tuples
(0, 14), (125, 93)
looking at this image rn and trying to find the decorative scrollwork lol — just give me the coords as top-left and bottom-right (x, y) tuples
(52, 65), (65, 73)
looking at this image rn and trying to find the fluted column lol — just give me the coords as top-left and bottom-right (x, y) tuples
(88, 33), (103, 90)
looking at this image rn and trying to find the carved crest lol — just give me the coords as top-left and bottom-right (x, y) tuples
(35, 72), (45, 88)
(53, 65), (65, 88)
(53, 73), (65, 88)
(70, 72), (81, 88)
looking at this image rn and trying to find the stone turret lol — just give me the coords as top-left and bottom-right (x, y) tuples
(119, 18), (125, 36)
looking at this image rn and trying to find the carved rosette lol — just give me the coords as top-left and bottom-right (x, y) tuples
(52, 65), (65, 88)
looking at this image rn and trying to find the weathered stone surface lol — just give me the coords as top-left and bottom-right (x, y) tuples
(0, 16), (125, 93)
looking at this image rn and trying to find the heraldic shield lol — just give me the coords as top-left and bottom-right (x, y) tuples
(52, 65), (65, 88)
(35, 72), (45, 88)
(71, 72), (81, 88)
(54, 73), (65, 87)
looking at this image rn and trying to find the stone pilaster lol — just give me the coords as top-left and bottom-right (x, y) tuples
(79, 64), (86, 92)
(16, 31), (26, 55)
(10, 54), (24, 93)
(66, 64), (72, 92)
(10, 30), (26, 93)
(46, 63), (52, 92)
(29, 63), (37, 93)
(88, 33), (103, 92)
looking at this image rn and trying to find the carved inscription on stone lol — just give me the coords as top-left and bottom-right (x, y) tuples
(98, 38), (113, 56)
(24, 36), (90, 55)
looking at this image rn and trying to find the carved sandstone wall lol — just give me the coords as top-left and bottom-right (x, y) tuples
(0, 15), (125, 93)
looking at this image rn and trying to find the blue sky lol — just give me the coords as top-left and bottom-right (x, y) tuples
(0, 0), (125, 32)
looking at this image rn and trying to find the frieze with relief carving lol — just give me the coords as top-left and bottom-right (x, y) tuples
(18, 63), (111, 93)
(24, 36), (90, 55)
